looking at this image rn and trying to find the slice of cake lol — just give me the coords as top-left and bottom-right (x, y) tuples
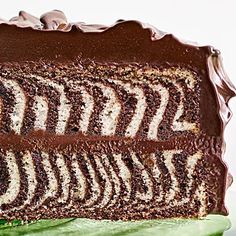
(0, 10), (235, 221)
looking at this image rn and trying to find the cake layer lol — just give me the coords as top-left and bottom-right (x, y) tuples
(0, 62), (200, 140)
(0, 146), (226, 220)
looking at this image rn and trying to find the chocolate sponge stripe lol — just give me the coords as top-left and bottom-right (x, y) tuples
(20, 97), (36, 135)
(135, 84), (161, 138)
(0, 151), (20, 206)
(163, 150), (182, 203)
(0, 151), (9, 196)
(85, 85), (104, 135)
(29, 151), (48, 206)
(131, 152), (154, 201)
(124, 86), (146, 138)
(171, 153), (188, 199)
(35, 151), (58, 207)
(149, 153), (164, 202)
(87, 154), (108, 208)
(75, 154), (92, 202)
(101, 154), (121, 207)
(93, 154), (113, 207)
(32, 96), (48, 131)
(78, 87), (94, 134)
(0, 77), (26, 134)
(148, 84), (169, 140)
(62, 85), (83, 134)
(82, 153), (101, 207)
(70, 153), (87, 200)
(55, 153), (71, 203)
(33, 75), (71, 134)
(44, 91), (60, 133)
(170, 79), (197, 132)
(0, 98), (2, 126)
(93, 83), (121, 136)
(155, 151), (173, 202)
(113, 153), (132, 202)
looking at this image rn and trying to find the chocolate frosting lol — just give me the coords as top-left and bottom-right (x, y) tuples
(0, 10), (235, 214)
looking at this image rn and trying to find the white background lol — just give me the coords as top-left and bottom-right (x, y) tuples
(1, 0), (236, 191)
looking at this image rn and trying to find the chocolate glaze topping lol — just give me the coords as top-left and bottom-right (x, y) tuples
(0, 10), (235, 216)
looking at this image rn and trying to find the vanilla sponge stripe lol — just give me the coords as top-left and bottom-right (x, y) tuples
(93, 154), (113, 207)
(33, 96), (48, 131)
(82, 153), (101, 207)
(70, 153), (86, 200)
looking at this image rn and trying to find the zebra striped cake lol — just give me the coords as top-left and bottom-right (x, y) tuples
(0, 10), (235, 220)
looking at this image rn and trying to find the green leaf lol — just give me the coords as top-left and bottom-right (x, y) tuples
(0, 215), (231, 236)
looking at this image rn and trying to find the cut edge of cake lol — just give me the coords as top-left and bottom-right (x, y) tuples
(0, 10), (235, 221)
